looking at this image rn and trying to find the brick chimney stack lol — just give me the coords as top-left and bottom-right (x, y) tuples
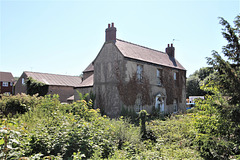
(166, 43), (175, 57)
(105, 23), (116, 42)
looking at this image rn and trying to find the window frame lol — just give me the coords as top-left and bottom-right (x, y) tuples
(173, 72), (177, 80)
(173, 99), (178, 113)
(2, 82), (8, 87)
(157, 68), (162, 86)
(137, 64), (143, 82)
(22, 78), (25, 85)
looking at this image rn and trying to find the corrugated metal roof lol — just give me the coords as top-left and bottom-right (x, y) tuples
(115, 39), (186, 70)
(24, 71), (82, 86)
(0, 71), (15, 82)
(75, 73), (93, 88)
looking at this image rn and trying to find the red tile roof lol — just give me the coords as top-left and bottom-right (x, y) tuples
(24, 71), (82, 87)
(115, 39), (186, 70)
(0, 72), (15, 82)
(75, 73), (93, 88)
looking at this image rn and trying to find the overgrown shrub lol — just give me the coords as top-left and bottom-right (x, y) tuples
(0, 93), (41, 117)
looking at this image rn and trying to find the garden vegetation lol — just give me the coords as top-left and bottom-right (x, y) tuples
(0, 15), (239, 159)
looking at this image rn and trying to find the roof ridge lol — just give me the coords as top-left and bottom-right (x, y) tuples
(116, 39), (165, 54)
(24, 71), (80, 77)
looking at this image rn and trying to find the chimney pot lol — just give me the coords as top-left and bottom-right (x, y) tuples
(105, 22), (117, 42)
(166, 43), (175, 57)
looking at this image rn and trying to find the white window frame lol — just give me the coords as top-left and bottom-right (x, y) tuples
(2, 82), (8, 87)
(137, 64), (143, 81)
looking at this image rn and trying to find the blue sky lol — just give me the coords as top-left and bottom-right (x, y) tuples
(1, 0), (239, 77)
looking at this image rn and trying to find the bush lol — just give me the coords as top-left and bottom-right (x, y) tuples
(0, 94), (41, 117)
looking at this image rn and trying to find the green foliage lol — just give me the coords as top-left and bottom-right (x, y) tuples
(186, 67), (214, 98)
(77, 91), (95, 109)
(120, 106), (138, 122)
(0, 94), (205, 159)
(26, 77), (48, 96)
(0, 93), (41, 117)
(193, 15), (240, 159)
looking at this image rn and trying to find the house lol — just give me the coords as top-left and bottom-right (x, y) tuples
(75, 23), (186, 117)
(0, 71), (15, 95)
(15, 71), (82, 102)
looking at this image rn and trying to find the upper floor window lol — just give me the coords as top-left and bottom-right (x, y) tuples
(173, 72), (177, 80)
(2, 82), (8, 87)
(157, 69), (162, 86)
(22, 78), (25, 85)
(137, 64), (143, 81)
(10, 82), (13, 86)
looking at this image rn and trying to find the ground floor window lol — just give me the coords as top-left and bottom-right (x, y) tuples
(2, 82), (8, 87)
(173, 99), (178, 112)
(135, 94), (143, 113)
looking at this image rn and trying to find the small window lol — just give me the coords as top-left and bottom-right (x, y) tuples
(157, 69), (162, 85)
(4, 92), (10, 96)
(135, 95), (143, 113)
(137, 64), (143, 81)
(10, 82), (13, 86)
(22, 78), (25, 85)
(173, 99), (178, 112)
(2, 82), (8, 87)
(173, 72), (177, 80)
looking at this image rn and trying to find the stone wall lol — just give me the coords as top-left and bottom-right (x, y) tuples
(93, 42), (125, 117)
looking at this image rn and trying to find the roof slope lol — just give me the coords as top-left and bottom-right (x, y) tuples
(83, 63), (94, 73)
(24, 71), (82, 87)
(115, 39), (185, 70)
(75, 73), (93, 88)
(0, 72), (15, 82)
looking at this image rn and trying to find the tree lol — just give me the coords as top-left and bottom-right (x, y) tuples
(207, 15), (240, 105)
(186, 67), (213, 98)
(195, 15), (240, 159)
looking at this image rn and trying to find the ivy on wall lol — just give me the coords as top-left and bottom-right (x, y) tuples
(162, 68), (185, 105)
(115, 64), (151, 106)
(26, 77), (49, 96)
(115, 62), (185, 107)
